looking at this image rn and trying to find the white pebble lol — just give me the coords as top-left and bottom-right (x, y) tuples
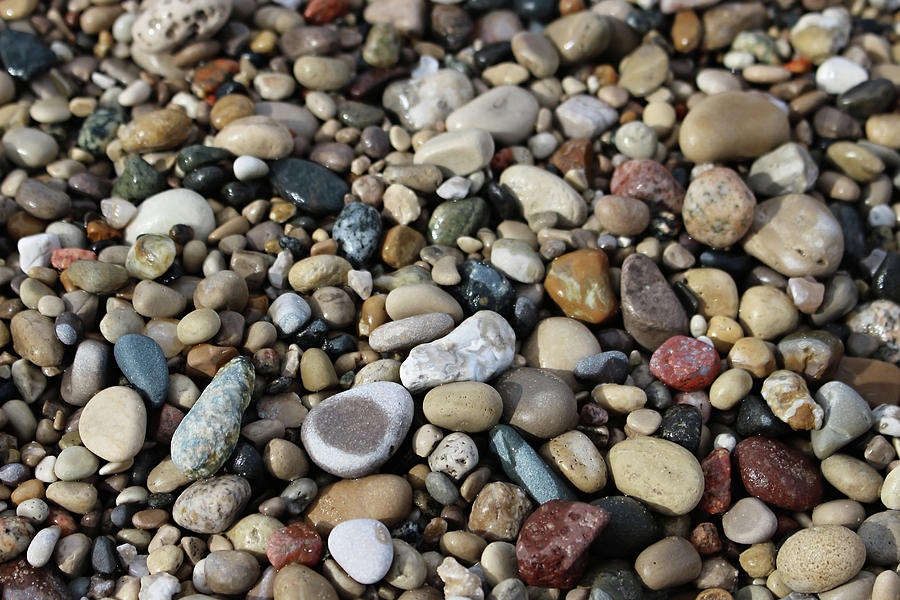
(34, 456), (58, 483)
(874, 404), (900, 437)
(17, 232), (60, 273)
(101, 197), (137, 229)
(16, 498), (49, 524)
(26, 526), (61, 568)
(118, 79), (152, 107)
(816, 56), (868, 95)
(268, 292), (312, 336)
(268, 250), (293, 289)
(714, 433), (737, 452)
(140, 572), (181, 600)
(436, 176), (472, 200)
(690, 314), (708, 337)
(868, 204), (896, 228)
(347, 269), (373, 299)
(328, 519), (394, 584)
(233, 155), (270, 181)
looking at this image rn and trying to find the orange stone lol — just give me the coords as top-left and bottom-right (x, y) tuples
(381, 225), (425, 269)
(86, 220), (121, 242)
(544, 248), (618, 324)
(210, 94), (255, 130)
(672, 11), (702, 54)
(51, 248), (96, 270)
(193, 58), (240, 95)
(304, 0), (349, 24)
(558, 0), (584, 15)
(549, 138), (594, 181)
(185, 344), (239, 378)
(832, 356), (900, 407)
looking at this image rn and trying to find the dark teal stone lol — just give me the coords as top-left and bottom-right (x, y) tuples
(113, 334), (168, 408)
(427, 197), (489, 245)
(873, 251), (900, 304)
(176, 145), (231, 173)
(584, 560), (644, 600)
(337, 101), (385, 129)
(332, 202), (382, 266)
(112, 157), (167, 201)
(450, 260), (516, 316)
(514, 0), (555, 21)
(77, 106), (125, 156)
(488, 424), (577, 504)
(270, 158), (348, 216)
(0, 30), (55, 81)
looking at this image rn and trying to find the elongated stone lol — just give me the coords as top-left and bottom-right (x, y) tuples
(171, 357), (256, 479)
(488, 424), (577, 504)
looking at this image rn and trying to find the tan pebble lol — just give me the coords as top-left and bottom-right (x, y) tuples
(521, 316), (601, 371)
(706, 315), (744, 354)
(727, 337), (776, 379)
(739, 542), (776, 579)
(439, 530), (487, 565)
(385, 284), (464, 322)
(776, 526), (865, 593)
(738, 286), (798, 340)
(811, 500), (866, 529)
(274, 564), (339, 600)
(873, 570), (900, 600)
(709, 369), (753, 410)
(821, 454), (883, 504)
(635, 536), (703, 590)
(592, 384), (646, 415)
(674, 268), (739, 319)
(304, 474), (412, 535)
(45, 481), (97, 514)
(263, 438), (309, 481)
(423, 382), (502, 433)
(539, 430), (607, 493)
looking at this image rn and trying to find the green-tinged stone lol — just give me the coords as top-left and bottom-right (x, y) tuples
(731, 30), (780, 65)
(585, 560), (644, 600)
(362, 23), (400, 69)
(170, 357), (256, 479)
(427, 197), (489, 245)
(226, 514), (284, 559)
(77, 105), (125, 156)
(373, 265), (435, 292)
(112, 156), (167, 201)
(176, 144), (232, 173)
(337, 101), (386, 129)
(488, 424), (577, 504)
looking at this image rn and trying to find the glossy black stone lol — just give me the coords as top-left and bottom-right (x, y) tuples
(0, 30), (56, 81)
(473, 42), (513, 71)
(574, 351), (629, 385)
(91, 536), (117, 575)
(294, 318), (329, 349)
(183, 165), (228, 196)
(511, 295), (538, 339)
(225, 440), (265, 485)
(270, 158), (349, 216)
(873, 251), (900, 303)
(449, 260), (516, 316)
(658, 404), (702, 454)
(736, 395), (792, 439)
(590, 497), (659, 557)
(323, 334), (356, 358)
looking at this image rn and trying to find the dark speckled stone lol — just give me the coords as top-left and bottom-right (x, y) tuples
(0, 559), (74, 600)
(112, 157), (167, 201)
(735, 436), (823, 511)
(77, 106), (125, 156)
(488, 424), (576, 504)
(114, 334), (168, 408)
(658, 404), (702, 454)
(450, 260), (516, 316)
(270, 158), (349, 216)
(176, 145), (231, 173)
(332, 202), (382, 266)
(170, 357), (255, 479)
(427, 197), (489, 245)
(736, 395), (792, 439)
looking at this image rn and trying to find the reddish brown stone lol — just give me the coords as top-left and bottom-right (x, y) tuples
(735, 436), (823, 511)
(544, 249), (618, 324)
(193, 58), (240, 95)
(50, 248), (96, 271)
(550, 139), (594, 182)
(690, 522), (722, 555)
(304, 0), (349, 24)
(6, 211), (46, 240)
(381, 225), (425, 269)
(491, 148), (515, 173)
(348, 66), (409, 101)
(649, 335), (720, 392)
(85, 220), (120, 242)
(698, 447), (731, 514)
(150, 404), (185, 445)
(0, 559), (74, 600)
(610, 159), (685, 213)
(46, 508), (78, 537)
(185, 344), (239, 378)
(774, 513), (801, 538)
(266, 523), (323, 569)
(515, 500), (609, 589)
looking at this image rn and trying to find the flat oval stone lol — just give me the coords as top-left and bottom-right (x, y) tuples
(15, 179), (70, 220)
(521, 316), (601, 371)
(414, 129), (494, 176)
(288, 255), (352, 294)
(124, 188), (216, 244)
(650, 335), (720, 392)
(172, 475), (251, 534)
(65, 260), (129, 294)
(634, 536), (702, 591)
(499, 165), (587, 227)
(171, 357), (256, 479)
(78, 386), (146, 462)
(777, 526), (865, 593)
(10, 310), (64, 367)
(328, 519), (393, 585)
(131, 0), (230, 52)
(301, 382), (413, 478)
(544, 249), (617, 324)
(445, 86), (539, 145)
(423, 381), (503, 432)
(293, 56), (352, 90)
(735, 436), (824, 510)
(114, 334), (168, 408)
(118, 108), (192, 153)
(368, 312), (455, 353)
(304, 474), (412, 535)
(620, 253), (689, 350)
(493, 367), (577, 439)
(213, 115), (293, 159)
(543, 12), (610, 64)
(679, 92), (790, 164)
(607, 437), (704, 516)
(270, 157), (349, 216)
(742, 194), (844, 278)
(2, 127), (58, 168)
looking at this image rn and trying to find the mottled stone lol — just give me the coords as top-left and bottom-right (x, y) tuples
(172, 475), (251, 534)
(650, 335), (720, 392)
(610, 159), (685, 213)
(761, 370), (824, 431)
(114, 334), (168, 408)
(620, 253), (689, 350)
(544, 249), (617, 324)
(467, 482), (532, 542)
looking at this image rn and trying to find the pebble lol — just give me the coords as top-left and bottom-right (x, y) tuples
(26, 526), (60, 568)
(172, 475), (251, 534)
(618, 44), (669, 98)
(610, 158), (685, 213)
(78, 385), (146, 462)
(400, 310), (515, 393)
(816, 57), (869, 95)
(0, 516), (34, 561)
(270, 158), (349, 216)
(446, 86), (539, 145)
(328, 519), (394, 584)
(124, 189), (216, 244)
(776, 526), (865, 593)
(171, 357), (255, 479)
(332, 201), (382, 266)
(304, 474), (412, 535)
(494, 367), (577, 439)
(301, 382), (413, 478)
(810, 381), (874, 458)
(635, 536), (702, 590)
(543, 11), (610, 64)
(540, 430), (607, 494)
(521, 316), (601, 371)
(414, 129), (494, 176)
(555, 94), (618, 140)
(488, 424), (576, 504)
(761, 370), (824, 431)
(620, 253), (689, 350)
(682, 167), (756, 248)
(748, 143), (819, 197)
(213, 116), (293, 159)
(114, 334), (169, 407)
(382, 70), (474, 131)
(735, 436), (823, 510)
(722, 498), (777, 544)
(204, 550), (260, 595)
(650, 335), (720, 392)
(544, 249), (617, 324)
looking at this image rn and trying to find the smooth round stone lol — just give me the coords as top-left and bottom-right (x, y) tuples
(776, 526), (865, 593)
(382, 69), (474, 131)
(866, 114), (900, 150)
(125, 234), (176, 280)
(194, 271), (249, 312)
(131, 0), (230, 52)
(10, 310), (64, 367)
(540, 430), (607, 494)
(739, 286), (798, 340)
(26, 525), (60, 568)
(288, 255), (352, 294)
(268, 293), (311, 336)
(494, 367), (577, 439)
(65, 260), (128, 294)
(214, 115), (293, 159)
(634, 537), (702, 591)
(822, 454), (882, 503)
(172, 475), (251, 534)
(816, 57), (868, 95)
(607, 437), (704, 516)
(293, 56), (352, 90)
(124, 188), (216, 244)
(511, 31), (558, 78)
(522, 316), (601, 371)
(618, 44), (669, 98)
(858, 511), (900, 566)
(544, 248), (617, 324)
(499, 165), (587, 227)
(118, 108), (192, 153)
(489, 238), (543, 284)
(812, 500), (867, 529)
(614, 121), (658, 159)
(385, 284), (463, 322)
(736, 436), (823, 510)
(414, 129), (494, 176)
(543, 11), (610, 64)
(113, 156), (167, 202)
(114, 334), (169, 408)
(301, 382), (413, 478)
(722, 498), (777, 544)
(79, 386), (146, 462)
(15, 179), (71, 220)
(369, 312), (455, 353)
(445, 86), (539, 145)
(53, 446), (99, 481)
(233, 155), (269, 180)
(0, 517), (34, 561)
(275, 564), (338, 600)
(304, 474), (412, 535)
(555, 94), (618, 140)
(204, 550), (260, 595)
(422, 382), (502, 432)
(177, 309), (221, 345)
(683, 167), (756, 249)
(2, 127), (58, 168)
(679, 92), (790, 164)
(881, 465), (900, 509)
(226, 514), (284, 558)
(327, 519), (393, 585)
(826, 141), (884, 183)
(748, 142), (819, 197)
(742, 194), (843, 278)
(45, 482), (97, 514)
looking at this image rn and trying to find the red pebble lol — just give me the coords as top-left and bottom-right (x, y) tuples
(46, 508), (78, 537)
(610, 158), (685, 213)
(150, 404), (185, 445)
(650, 335), (720, 392)
(690, 522), (722, 555)
(304, 0), (349, 24)
(193, 58), (240, 95)
(735, 436), (823, 511)
(785, 56), (812, 74)
(515, 500), (609, 589)
(51, 248), (96, 270)
(491, 148), (515, 173)
(266, 523), (323, 570)
(698, 447), (731, 514)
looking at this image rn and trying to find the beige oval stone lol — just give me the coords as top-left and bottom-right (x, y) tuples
(288, 255), (352, 294)
(866, 114), (900, 149)
(592, 384), (647, 415)
(293, 56), (352, 91)
(413, 129), (494, 176)
(177, 308), (221, 345)
(423, 382), (503, 432)
(672, 268), (739, 319)
(593, 194), (650, 236)
(607, 437), (704, 516)
(214, 115), (293, 159)
(679, 92), (790, 164)
(385, 284), (464, 323)
(226, 514), (283, 558)
(738, 286), (798, 340)
(742, 194), (844, 278)
(709, 368), (753, 410)
(118, 109), (192, 153)
(445, 86), (539, 146)
(10, 309), (64, 367)
(539, 430), (607, 494)
(811, 500), (866, 529)
(79, 386), (147, 463)
(45, 481), (97, 514)
(881, 464), (900, 509)
(274, 564), (339, 600)
(776, 526), (865, 593)
(304, 474), (412, 535)
(499, 165), (588, 228)
(522, 316), (601, 372)
(635, 537), (702, 590)
(821, 454), (882, 504)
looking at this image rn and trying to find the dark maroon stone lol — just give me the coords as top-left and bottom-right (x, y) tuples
(650, 335), (720, 392)
(0, 559), (74, 600)
(150, 404), (185, 445)
(699, 447), (731, 515)
(735, 436), (823, 511)
(610, 159), (685, 213)
(515, 500), (609, 589)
